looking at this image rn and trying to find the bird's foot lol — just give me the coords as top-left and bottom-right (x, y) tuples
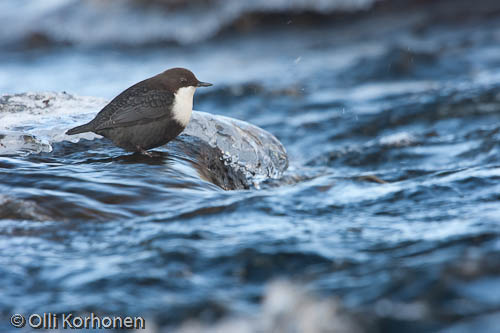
(136, 146), (153, 157)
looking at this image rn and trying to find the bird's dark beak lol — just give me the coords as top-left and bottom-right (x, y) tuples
(197, 81), (212, 87)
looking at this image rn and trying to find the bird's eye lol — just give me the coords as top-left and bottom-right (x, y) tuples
(180, 77), (187, 83)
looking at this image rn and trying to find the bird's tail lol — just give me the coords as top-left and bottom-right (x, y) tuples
(66, 122), (93, 135)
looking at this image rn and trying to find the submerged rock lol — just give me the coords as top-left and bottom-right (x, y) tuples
(175, 280), (369, 333)
(0, 92), (288, 190)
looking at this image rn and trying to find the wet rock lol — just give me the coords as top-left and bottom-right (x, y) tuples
(0, 92), (288, 190)
(0, 195), (51, 221)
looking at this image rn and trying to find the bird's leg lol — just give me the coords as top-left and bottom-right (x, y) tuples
(136, 146), (153, 157)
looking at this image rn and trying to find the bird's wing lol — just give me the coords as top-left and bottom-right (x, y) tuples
(93, 86), (175, 130)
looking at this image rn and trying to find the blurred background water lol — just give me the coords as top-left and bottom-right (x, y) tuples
(2, 0), (500, 332)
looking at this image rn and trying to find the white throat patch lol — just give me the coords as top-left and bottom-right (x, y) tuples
(172, 86), (196, 127)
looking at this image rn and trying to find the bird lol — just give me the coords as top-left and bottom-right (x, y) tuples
(66, 67), (212, 156)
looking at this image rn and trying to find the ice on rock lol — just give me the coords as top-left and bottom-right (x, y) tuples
(185, 111), (288, 181)
(0, 92), (105, 156)
(0, 92), (288, 182)
(0, 131), (52, 155)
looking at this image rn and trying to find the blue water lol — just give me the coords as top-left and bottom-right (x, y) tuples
(2, 0), (500, 331)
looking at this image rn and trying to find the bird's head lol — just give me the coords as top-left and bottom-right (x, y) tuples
(161, 67), (212, 92)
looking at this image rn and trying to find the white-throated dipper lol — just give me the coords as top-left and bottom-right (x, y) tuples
(66, 67), (212, 156)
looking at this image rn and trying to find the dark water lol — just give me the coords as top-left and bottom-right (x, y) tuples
(2, 0), (500, 331)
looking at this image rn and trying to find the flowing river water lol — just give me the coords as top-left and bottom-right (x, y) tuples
(1, 0), (500, 331)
